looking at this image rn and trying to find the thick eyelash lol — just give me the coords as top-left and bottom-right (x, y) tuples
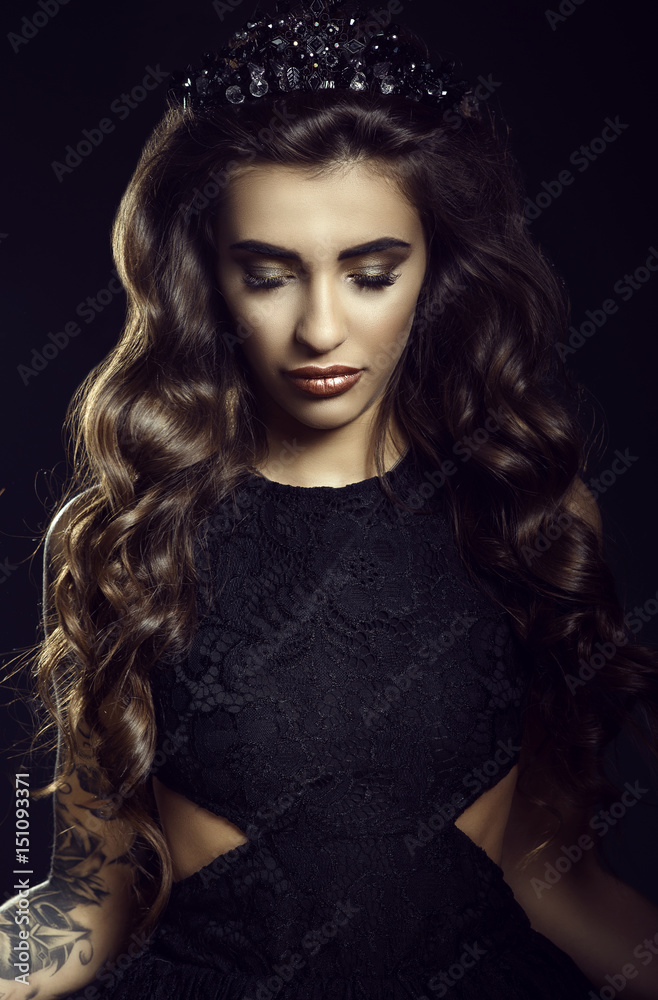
(241, 271), (401, 290)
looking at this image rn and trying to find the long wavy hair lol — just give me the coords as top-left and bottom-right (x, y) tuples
(16, 57), (658, 937)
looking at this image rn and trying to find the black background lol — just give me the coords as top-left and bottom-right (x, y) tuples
(1, 0), (657, 908)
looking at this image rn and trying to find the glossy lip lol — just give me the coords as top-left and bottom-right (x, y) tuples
(284, 369), (364, 397)
(286, 365), (362, 377)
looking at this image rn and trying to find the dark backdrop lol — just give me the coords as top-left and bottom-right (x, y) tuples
(1, 0), (657, 908)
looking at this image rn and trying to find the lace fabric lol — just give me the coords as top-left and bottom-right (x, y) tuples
(76, 448), (595, 998)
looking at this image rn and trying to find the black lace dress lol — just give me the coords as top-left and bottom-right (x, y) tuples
(77, 448), (596, 999)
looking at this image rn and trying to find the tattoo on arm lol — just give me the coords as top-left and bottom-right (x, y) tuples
(0, 722), (135, 984)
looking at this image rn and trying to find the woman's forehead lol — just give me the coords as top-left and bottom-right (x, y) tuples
(216, 160), (421, 241)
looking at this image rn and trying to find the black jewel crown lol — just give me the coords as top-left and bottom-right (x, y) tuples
(167, 0), (478, 117)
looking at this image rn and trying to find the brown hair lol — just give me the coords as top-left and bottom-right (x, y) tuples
(12, 78), (658, 937)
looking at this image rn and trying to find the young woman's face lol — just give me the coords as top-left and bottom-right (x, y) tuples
(215, 160), (427, 441)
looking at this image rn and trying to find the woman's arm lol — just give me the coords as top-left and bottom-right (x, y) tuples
(500, 475), (658, 998)
(501, 768), (658, 1000)
(501, 783), (658, 998)
(0, 502), (141, 999)
(0, 726), (140, 999)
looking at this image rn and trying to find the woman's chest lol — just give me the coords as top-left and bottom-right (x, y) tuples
(150, 504), (530, 835)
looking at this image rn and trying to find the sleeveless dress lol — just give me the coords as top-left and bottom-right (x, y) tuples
(74, 447), (596, 999)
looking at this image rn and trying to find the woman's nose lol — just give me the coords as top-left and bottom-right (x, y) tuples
(293, 274), (347, 352)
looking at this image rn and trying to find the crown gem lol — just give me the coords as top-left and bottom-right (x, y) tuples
(287, 65), (301, 87)
(250, 78), (269, 96)
(170, 1), (476, 118)
(350, 72), (367, 90)
(226, 84), (244, 103)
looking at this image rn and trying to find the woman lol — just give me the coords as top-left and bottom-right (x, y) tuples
(2, 0), (658, 997)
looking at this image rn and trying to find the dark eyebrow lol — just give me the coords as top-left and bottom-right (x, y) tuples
(228, 237), (412, 261)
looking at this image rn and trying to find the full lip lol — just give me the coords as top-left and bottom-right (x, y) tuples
(285, 365), (362, 378)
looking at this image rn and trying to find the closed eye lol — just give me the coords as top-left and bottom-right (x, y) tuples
(241, 271), (401, 291)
